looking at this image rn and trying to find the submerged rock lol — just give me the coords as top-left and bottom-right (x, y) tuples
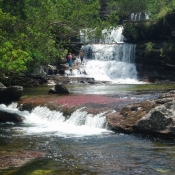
(0, 151), (45, 170)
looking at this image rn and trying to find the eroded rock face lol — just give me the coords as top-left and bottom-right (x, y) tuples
(107, 100), (157, 132)
(107, 90), (175, 137)
(135, 102), (175, 134)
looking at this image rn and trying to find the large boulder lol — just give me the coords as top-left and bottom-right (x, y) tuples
(107, 100), (157, 132)
(134, 102), (175, 135)
(0, 84), (23, 104)
(107, 90), (175, 137)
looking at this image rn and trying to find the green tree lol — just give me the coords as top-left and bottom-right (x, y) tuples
(0, 0), (106, 77)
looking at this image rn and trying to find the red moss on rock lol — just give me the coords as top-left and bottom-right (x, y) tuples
(20, 94), (130, 108)
(0, 151), (45, 170)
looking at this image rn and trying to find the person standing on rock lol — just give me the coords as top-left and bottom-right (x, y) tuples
(79, 51), (84, 64)
(67, 52), (72, 67)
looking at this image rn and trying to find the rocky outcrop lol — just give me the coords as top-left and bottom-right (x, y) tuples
(135, 103), (174, 134)
(107, 100), (157, 132)
(107, 90), (175, 138)
(0, 84), (23, 104)
(135, 42), (175, 83)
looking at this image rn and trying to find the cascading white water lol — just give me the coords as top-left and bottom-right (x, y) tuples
(130, 12), (149, 21)
(101, 27), (125, 44)
(0, 103), (110, 137)
(76, 27), (140, 84)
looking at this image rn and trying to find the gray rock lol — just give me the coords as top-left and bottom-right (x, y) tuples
(107, 90), (175, 138)
(135, 102), (175, 134)
(48, 84), (69, 94)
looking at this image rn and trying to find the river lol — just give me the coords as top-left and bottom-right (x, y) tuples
(1, 84), (175, 175)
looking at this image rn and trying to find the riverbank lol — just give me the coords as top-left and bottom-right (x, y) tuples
(2, 60), (175, 87)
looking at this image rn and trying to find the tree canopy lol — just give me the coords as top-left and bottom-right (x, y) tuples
(0, 0), (108, 76)
(107, 0), (175, 19)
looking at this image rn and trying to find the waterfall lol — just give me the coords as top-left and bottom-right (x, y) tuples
(77, 27), (140, 84)
(130, 12), (149, 21)
(0, 103), (110, 137)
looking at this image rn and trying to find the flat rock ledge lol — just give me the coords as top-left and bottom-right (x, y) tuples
(107, 90), (175, 138)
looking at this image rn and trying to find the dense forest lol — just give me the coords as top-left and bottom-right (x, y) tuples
(0, 0), (175, 79)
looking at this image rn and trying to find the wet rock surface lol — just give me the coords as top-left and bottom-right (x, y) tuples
(107, 90), (175, 138)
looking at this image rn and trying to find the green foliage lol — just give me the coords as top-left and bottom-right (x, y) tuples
(162, 41), (175, 52)
(0, 0), (106, 77)
(145, 0), (174, 19)
(145, 42), (154, 54)
(107, 0), (147, 15)
(0, 41), (32, 74)
(107, 0), (175, 22)
(108, 12), (119, 26)
(122, 23), (137, 39)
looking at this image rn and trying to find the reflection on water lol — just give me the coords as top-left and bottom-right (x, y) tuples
(23, 84), (175, 96)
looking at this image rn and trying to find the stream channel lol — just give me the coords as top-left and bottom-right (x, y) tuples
(1, 84), (175, 175)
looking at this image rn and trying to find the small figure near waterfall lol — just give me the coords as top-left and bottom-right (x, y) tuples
(67, 52), (72, 67)
(79, 51), (84, 64)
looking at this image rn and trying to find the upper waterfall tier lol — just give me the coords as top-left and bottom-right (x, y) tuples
(80, 26), (125, 44)
(80, 26), (136, 62)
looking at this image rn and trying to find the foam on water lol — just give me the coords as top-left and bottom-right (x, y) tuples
(83, 60), (139, 83)
(0, 103), (111, 137)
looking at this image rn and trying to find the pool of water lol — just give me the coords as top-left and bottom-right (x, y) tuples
(23, 84), (175, 96)
(0, 125), (175, 175)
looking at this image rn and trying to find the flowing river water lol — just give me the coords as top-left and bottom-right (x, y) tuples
(1, 84), (175, 175)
